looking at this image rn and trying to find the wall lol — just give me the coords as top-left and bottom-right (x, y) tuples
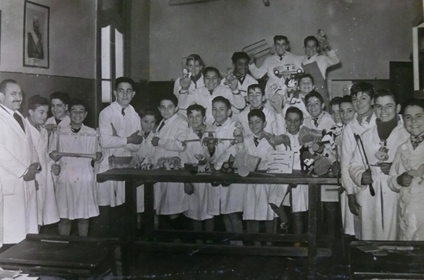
(0, 0), (97, 126)
(130, 0), (150, 82)
(148, 0), (422, 81)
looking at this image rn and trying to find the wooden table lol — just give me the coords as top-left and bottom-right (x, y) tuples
(97, 169), (339, 276)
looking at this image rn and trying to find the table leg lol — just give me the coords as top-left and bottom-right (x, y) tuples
(121, 180), (138, 275)
(307, 183), (318, 278)
(144, 182), (154, 238)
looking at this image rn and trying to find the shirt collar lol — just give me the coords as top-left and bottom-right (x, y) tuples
(214, 118), (231, 128)
(0, 104), (15, 115)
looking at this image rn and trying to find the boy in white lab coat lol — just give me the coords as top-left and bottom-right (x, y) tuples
(152, 93), (189, 228)
(44, 91), (71, 133)
(349, 90), (409, 240)
(187, 67), (246, 126)
(181, 104), (214, 232)
(49, 99), (102, 236)
(26, 95), (59, 227)
(388, 98), (424, 241)
(228, 52), (258, 102)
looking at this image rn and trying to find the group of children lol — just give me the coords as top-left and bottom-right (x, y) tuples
(23, 33), (424, 244)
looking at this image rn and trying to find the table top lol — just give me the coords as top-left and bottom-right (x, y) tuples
(97, 169), (339, 185)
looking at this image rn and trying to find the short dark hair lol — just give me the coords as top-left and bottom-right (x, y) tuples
(305, 90), (324, 105)
(0, 79), (18, 94)
(298, 73), (315, 85)
(115, 77), (135, 90)
(285, 106), (304, 120)
(247, 84), (264, 95)
(139, 107), (157, 120)
(28, 95), (49, 111)
(186, 54), (205, 69)
(231, 52), (250, 64)
(187, 104), (206, 118)
(248, 109), (266, 122)
(350, 82), (375, 99)
(403, 98), (424, 112)
(68, 98), (87, 111)
(158, 93), (178, 107)
(212, 96), (231, 110)
(340, 95), (353, 105)
(304, 36), (320, 48)
(330, 96), (343, 107)
(273, 35), (288, 44)
(374, 89), (399, 105)
(203, 66), (221, 78)
(50, 91), (71, 105)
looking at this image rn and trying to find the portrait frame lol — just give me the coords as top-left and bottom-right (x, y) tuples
(23, 1), (49, 68)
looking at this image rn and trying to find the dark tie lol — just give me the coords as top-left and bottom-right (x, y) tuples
(13, 112), (25, 132)
(209, 90), (214, 95)
(71, 127), (81, 133)
(121, 108), (125, 116)
(278, 55), (283, 61)
(158, 121), (165, 132)
(254, 137), (259, 147)
(411, 135), (424, 150)
(313, 119), (319, 127)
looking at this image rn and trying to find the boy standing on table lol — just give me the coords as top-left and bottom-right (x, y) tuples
(96, 77), (143, 237)
(181, 104), (214, 232)
(388, 98), (424, 241)
(26, 95), (59, 228)
(349, 90), (409, 240)
(152, 93), (189, 229)
(49, 99), (102, 236)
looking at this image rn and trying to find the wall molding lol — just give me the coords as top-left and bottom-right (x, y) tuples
(0, 71), (95, 81)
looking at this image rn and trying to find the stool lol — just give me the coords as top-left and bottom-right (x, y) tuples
(0, 234), (119, 279)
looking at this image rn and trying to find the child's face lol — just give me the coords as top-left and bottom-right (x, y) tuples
(69, 105), (87, 126)
(340, 102), (356, 125)
(51, 98), (68, 119)
(212, 101), (230, 124)
(114, 82), (135, 108)
(248, 115), (266, 136)
(285, 112), (303, 135)
(158, 100), (177, 120)
(298, 77), (315, 93)
(234, 58), (249, 76)
(29, 104), (49, 126)
(188, 110), (205, 130)
(403, 105), (424, 136)
(374, 95), (399, 122)
(204, 71), (220, 91)
(304, 40), (318, 57)
(141, 115), (156, 133)
(247, 88), (265, 109)
(331, 104), (342, 124)
(186, 59), (203, 77)
(306, 96), (324, 118)
(274, 39), (288, 56)
(351, 92), (373, 116)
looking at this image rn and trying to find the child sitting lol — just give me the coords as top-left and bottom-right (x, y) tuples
(187, 67), (246, 125)
(181, 104), (214, 233)
(26, 95), (60, 227)
(49, 99), (102, 236)
(152, 93), (189, 228)
(389, 98), (424, 240)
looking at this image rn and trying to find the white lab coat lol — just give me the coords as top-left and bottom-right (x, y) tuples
(389, 138), (424, 241)
(186, 85), (246, 126)
(349, 123), (409, 240)
(0, 106), (38, 244)
(26, 119), (59, 225)
(173, 74), (205, 115)
(299, 51), (340, 79)
(49, 124), (99, 219)
(181, 128), (213, 221)
(249, 52), (303, 81)
(98, 102), (141, 207)
(237, 106), (286, 136)
(153, 113), (189, 215)
(340, 113), (376, 236)
(45, 115), (70, 128)
(206, 119), (245, 215)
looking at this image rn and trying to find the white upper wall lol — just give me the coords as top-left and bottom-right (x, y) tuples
(149, 0), (421, 81)
(0, 0), (96, 79)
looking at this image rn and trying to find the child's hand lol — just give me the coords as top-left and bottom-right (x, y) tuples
(23, 163), (41, 181)
(347, 194), (360, 216)
(94, 152), (103, 162)
(179, 75), (191, 91)
(184, 182), (194, 195)
(361, 169), (373, 185)
(49, 151), (63, 162)
(51, 163), (61, 176)
(397, 172), (413, 187)
(227, 74), (239, 92)
(379, 162), (392, 175)
(151, 136), (160, 147)
(127, 131), (143, 145)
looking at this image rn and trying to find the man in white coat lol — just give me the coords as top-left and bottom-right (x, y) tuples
(0, 79), (39, 247)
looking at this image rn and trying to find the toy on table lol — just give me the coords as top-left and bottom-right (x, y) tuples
(156, 157), (182, 170)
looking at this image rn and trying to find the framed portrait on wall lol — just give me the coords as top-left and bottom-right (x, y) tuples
(23, 1), (49, 68)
